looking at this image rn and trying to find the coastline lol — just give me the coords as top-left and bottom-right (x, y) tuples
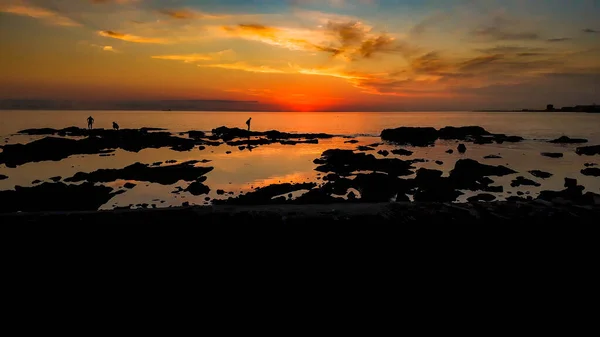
(2, 201), (599, 224)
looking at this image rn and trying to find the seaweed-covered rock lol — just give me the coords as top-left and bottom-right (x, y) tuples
(314, 149), (414, 176)
(391, 148), (413, 156)
(468, 193), (496, 202)
(65, 161), (213, 185)
(541, 152), (563, 158)
(377, 150), (389, 157)
(380, 127), (438, 146)
(576, 145), (600, 156)
(0, 182), (122, 213)
(529, 170), (553, 179)
(549, 136), (588, 144)
(510, 176), (541, 187)
(457, 144), (467, 153)
(218, 183), (316, 205)
(449, 159), (516, 190)
(581, 168), (600, 177)
(185, 181), (211, 196)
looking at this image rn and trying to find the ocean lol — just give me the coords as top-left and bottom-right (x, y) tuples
(1, 110), (599, 210)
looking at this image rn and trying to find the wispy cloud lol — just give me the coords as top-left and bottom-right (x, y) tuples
(157, 8), (225, 20)
(199, 62), (286, 74)
(547, 37), (572, 42)
(98, 30), (167, 44)
(583, 28), (599, 33)
(152, 50), (233, 63)
(220, 20), (406, 61)
(0, 2), (80, 27)
(91, 0), (141, 4)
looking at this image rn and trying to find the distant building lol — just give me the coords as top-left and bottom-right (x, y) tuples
(546, 104), (554, 111)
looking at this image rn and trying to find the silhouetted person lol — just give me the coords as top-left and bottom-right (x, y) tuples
(246, 117), (252, 131)
(113, 122), (119, 130)
(87, 116), (94, 130)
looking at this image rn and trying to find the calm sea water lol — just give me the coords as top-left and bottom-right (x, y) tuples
(1, 110), (599, 209)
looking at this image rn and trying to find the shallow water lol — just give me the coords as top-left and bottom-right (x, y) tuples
(1, 110), (599, 209)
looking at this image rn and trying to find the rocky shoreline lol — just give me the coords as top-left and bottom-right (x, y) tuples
(2, 201), (599, 224)
(1, 125), (599, 214)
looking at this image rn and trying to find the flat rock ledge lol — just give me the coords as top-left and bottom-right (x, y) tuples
(2, 202), (599, 225)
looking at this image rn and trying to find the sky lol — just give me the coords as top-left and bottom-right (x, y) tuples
(0, 0), (599, 111)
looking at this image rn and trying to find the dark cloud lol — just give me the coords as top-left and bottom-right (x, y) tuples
(460, 54), (504, 71)
(358, 35), (397, 58)
(158, 9), (195, 19)
(471, 26), (540, 41)
(476, 46), (545, 54)
(583, 28), (599, 33)
(547, 37), (572, 42)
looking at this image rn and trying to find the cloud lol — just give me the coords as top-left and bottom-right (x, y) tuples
(152, 50), (233, 63)
(583, 28), (599, 33)
(157, 8), (224, 20)
(471, 26), (540, 41)
(98, 30), (167, 43)
(0, 2), (80, 26)
(103, 46), (118, 52)
(200, 62), (287, 74)
(91, 0), (140, 3)
(475, 46), (546, 54)
(221, 20), (406, 61)
(547, 37), (572, 42)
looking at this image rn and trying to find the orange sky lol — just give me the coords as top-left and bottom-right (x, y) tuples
(0, 0), (599, 111)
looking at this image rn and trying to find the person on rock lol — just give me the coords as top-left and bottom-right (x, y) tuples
(113, 122), (119, 130)
(246, 117), (252, 131)
(87, 116), (94, 130)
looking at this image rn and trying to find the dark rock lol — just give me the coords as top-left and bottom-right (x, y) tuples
(211, 126), (334, 142)
(529, 170), (553, 179)
(449, 159), (516, 190)
(435, 160), (443, 165)
(576, 145), (600, 156)
(377, 150), (390, 157)
(357, 146), (375, 151)
(345, 140), (359, 144)
(492, 134), (524, 143)
(484, 155), (502, 159)
(238, 146), (246, 150)
(549, 136), (588, 144)
(32, 180), (41, 184)
(391, 148), (413, 156)
(446, 149), (454, 154)
(565, 178), (577, 188)
(226, 151), (232, 154)
(584, 163), (598, 167)
(380, 127), (438, 146)
(182, 202), (190, 207)
(198, 146), (206, 151)
(323, 173), (340, 181)
(205, 197), (211, 201)
(1, 129), (197, 167)
(438, 126), (490, 140)
(287, 193), (293, 199)
(457, 144), (467, 153)
(188, 131), (206, 139)
(541, 152), (563, 158)
(0, 182), (121, 213)
(152, 162), (162, 166)
(124, 182), (136, 189)
(0, 174), (7, 181)
(185, 181), (210, 196)
(347, 191), (357, 200)
(468, 193), (496, 202)
(352, 173), (409, 202)
(50, 176), (61, 182)
(367, 143), (381, 147)
(64, 161), (213, 185)
(217, 183), (316, 205)
(581, 168), (600, 177)
(217, 189), (225, 195)
(314, 149), (414, 176)
(165, 160), (177, 164)
(511, 176), (541, 187)
(517, 191), (524, 196)
(415, 168), (443, 182)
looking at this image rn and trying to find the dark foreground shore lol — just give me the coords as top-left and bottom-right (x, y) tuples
(2, 201), (599, 224)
